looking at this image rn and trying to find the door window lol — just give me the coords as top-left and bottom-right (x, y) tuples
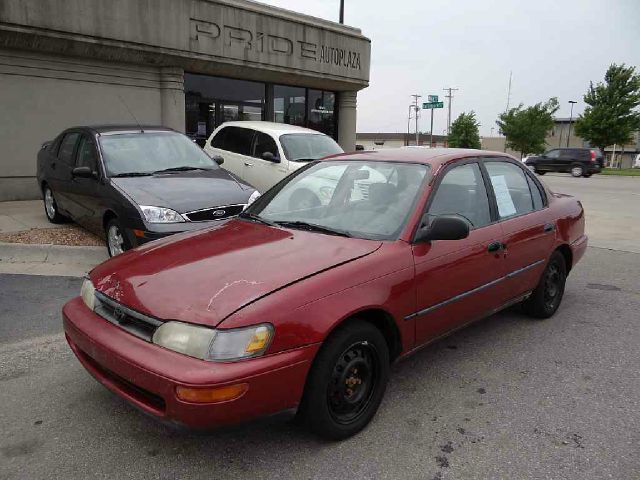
(428, 162), (491, 228)
(545, 150), (560, 159)
(58, 133), (80, 165)
(76, 136), (98, 171)
(253, 132), (279, 160)
(217, 127), (254, 156)
(485, 161), (535, 218)
(211, 127), (228, 149)
(526, 175), (544, 210)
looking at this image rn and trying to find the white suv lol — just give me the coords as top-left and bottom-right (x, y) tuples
(204, 121), (343, 193)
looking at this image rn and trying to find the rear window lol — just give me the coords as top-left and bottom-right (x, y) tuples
(212, 126), (254, 156)
(280, 133), (343, 162)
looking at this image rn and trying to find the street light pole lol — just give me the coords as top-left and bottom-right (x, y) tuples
(339, 0), (344, 23)
(567, 100), (577, 148)
(411, 94), (421, 145)
(406, 105), (413, 146)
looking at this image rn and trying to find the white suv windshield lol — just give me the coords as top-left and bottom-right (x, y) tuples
(280, 134), (343, 162)
(248, 160), (429, 240)
(100, 132), (217, 176)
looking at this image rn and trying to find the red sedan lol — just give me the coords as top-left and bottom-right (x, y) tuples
(63, 148), (587, 439)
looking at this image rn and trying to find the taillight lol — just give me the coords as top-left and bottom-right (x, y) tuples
(590, 150), (596, 163)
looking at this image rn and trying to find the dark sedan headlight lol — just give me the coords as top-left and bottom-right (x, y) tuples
(139, 205), (185, 223)
(152, 322), (273, 361)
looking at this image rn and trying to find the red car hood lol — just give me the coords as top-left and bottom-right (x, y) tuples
(90, 219), (381, 326)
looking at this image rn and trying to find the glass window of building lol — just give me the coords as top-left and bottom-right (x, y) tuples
(308, 90), (336, 139)
(274, 85), (306, 128)
(184, 74), (265, 146)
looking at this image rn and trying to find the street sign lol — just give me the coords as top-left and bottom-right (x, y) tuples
(422, 102), (444, 109)
(427, 95), (439, 103)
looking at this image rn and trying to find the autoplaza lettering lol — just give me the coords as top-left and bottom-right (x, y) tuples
(190, 18), (362, 71)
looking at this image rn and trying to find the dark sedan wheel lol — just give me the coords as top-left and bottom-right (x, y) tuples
(43, 185), (67, 224)
(571, 164), (584, 177)
(523, 251), (567, 319)
(105, 218), (131, 257)
(298, 321), (389, 440)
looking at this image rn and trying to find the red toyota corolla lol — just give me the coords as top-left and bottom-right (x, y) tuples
(63, 148), (587, 439)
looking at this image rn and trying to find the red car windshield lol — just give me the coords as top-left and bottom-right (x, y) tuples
(248, 160), (430, 240)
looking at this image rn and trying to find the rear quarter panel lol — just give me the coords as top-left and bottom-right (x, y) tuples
(549, 192), (587, 268)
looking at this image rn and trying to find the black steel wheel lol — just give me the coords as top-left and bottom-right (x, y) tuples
(298, 321), (389, 440)
(523, 250), (567, 319)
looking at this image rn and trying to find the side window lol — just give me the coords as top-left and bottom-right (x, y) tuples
(546, 150), (560, 159)
(211, 127), (228, 149)
(76, 136), (98, 171)
(526, 174), (544, 210)
(253, 132), (279, 160)
(428, 162), (491, 228)
(559, 150), (574, 159)
(485, 161), (534, 218)
(58, 133), (80, 165)
(222, 127), (254, 156)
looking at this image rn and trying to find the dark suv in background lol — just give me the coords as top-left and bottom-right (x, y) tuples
(524, 148), (603, 177)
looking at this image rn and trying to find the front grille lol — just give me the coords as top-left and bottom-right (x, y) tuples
(184, 204), (245, 222)
(94, 292), (163, 342)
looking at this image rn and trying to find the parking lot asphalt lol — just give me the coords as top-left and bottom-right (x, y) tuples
(1, 174), (639, 479)
(538, 173), (640, 254)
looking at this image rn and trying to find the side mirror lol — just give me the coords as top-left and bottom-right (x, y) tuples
(211, 154), (224, 166)
(72, 166), (96, 179)
(415, 215), (469, 242)
(262, 151), (280, 163)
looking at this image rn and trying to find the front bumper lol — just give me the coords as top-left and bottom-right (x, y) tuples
(63, 297), (319, 429)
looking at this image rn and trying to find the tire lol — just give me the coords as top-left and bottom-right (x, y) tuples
(570, 164), (584, 177)
(535, 170), (546, 176)
(289, 188), (321, 211)
(43, 185), (67, 224)
(105, 218), (131, 257)
(298, 321), (390, 440)
(522, 251), (567, 319)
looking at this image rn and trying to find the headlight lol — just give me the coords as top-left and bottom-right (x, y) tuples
(152, 322), (273, 361)
(80, 278), (96, 310)
(139, 205), (185, 223)
(244, 190), (261, 210)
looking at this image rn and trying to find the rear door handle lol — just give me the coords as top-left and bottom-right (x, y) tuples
(543, 223), (555, 233)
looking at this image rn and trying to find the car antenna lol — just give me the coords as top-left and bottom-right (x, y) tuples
(118, 95), (144, 133)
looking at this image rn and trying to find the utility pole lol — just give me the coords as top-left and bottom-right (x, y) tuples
(567, 100), (577, 147)
(406, 105), (414, 146)
(443, 87), (458, 137)
(411, 94), (421, 145)
(505, 71), (512, 112)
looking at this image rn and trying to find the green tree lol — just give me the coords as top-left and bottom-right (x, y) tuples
(496, 98), (559, 158)
(574, 63), (640, 152)
(448, 111), (481, 149)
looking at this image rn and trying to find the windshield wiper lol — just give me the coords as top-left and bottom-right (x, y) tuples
(273, 221), (351, 237)
(153, 166), (211, 174)
(238, 211), (276, 226)
(110, 172), (153, 177)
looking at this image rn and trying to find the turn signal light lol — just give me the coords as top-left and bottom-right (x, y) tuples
(133, 229), (146, 238)
(175, 383), (248, 403)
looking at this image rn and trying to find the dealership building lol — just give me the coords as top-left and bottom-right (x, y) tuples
(0, 0), (371, 200)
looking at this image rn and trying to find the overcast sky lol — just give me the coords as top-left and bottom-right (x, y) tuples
(263, 0), (639, 136)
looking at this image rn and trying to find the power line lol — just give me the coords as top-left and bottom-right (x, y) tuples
(443, 87), (459, 137)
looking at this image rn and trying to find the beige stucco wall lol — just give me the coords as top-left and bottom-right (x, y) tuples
(0, 49), (164, 200)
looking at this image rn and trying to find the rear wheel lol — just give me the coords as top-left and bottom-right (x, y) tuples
(298, 321), (390, 440)
(105, 218), (131, 257)
(522, 251), (567, 319)
(570, 164), (584, 177)
(43, 185), (67, 224)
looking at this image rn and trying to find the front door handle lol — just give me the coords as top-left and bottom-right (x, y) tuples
(543, 223), (555, 233)
(487, 241), (503, 253)
(244, 162), (254, 167)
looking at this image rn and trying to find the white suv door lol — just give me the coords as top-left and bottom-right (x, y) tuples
(246, 131), (289, 193)
(205, 126), (255, 183)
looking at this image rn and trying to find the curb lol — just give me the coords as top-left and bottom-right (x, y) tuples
(0, 242), (108, 266)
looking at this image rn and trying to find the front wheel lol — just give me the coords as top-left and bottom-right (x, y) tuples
(105, 218), (131, 257)
(522, 251), (567, 319)
(298, 321), (390, 440)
